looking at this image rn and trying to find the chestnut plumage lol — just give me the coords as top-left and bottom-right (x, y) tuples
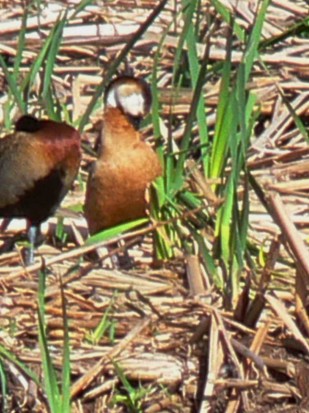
(84, 76), (162, 235)
(0, 115), (81, 263)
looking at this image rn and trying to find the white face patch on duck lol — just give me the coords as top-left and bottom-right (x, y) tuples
(118, 92), (145, 117)
(106, 88), (145, 117)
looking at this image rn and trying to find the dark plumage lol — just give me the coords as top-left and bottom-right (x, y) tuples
(0, 115), (81, 263)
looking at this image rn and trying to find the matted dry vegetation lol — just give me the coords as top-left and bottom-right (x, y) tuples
(0, 0), (309, 412)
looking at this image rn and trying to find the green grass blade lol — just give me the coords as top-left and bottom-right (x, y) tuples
(211, 0), (245, 42)
(38, 270), (61, 412)
(59, 279), (71, 411)
(0, 55), (26, 114)
(88, 296), (116, 344)
(151, 20), (171, 161)
(210, 0), (270, 299)
(238, 176), (250, 256)
(42, 11), (68, 119)
(173, 46), (210, 192)
(209, 22), (233, 182)
(85, 218), (148, 245)
(13, 5), (28, 79)
(259, 15), (309, 50)
(0, 359), (8, 413)
(218, 174), (234, 262)
(182, 0), (208, 170)
(151, 18), (175, 200)
(150, 177), (175, 260)
(170, 0), (208, 192)
(243, 0), (271, 82)
(259, 61), (309, 143)
(0, 345), (40, 385)
(21, 32), (54, 102)
(194, 231), (223, 289)
(0, 359), (8, 412)
(42, 14), (67, 94)
(0, 2), (29, 115)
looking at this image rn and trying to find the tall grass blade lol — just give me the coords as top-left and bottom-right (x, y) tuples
(42, 12), (68, 119)
(173, 40), (210, 192)
(0, 56), (26, 114)
(210, 0), (270, 299)
(209, 21), (233, 182)
(181, 0), (208, 172)
(151, 18), (178, 260)
(59, 279), (71, 411)
(0, 359), (7, 412)
(13, 5), (28, 79)
(21, 33), (53, 103)
(38, 270), (61, 412)
(0, 345), (40, 385)
(243, 0), (270, 81)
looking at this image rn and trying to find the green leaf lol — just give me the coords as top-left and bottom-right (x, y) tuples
(86, 218), (148, 245)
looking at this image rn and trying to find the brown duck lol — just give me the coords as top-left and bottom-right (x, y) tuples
(84, 76), (162, 235)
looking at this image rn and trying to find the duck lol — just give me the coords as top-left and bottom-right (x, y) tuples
(84, 75), (162, 237)
(0, 114), (81, 263)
